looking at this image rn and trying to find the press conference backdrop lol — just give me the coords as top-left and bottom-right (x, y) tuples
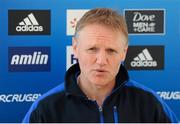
(0, 0), (179, 122)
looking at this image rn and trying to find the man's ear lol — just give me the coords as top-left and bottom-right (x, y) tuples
(72, 37), (78, 59)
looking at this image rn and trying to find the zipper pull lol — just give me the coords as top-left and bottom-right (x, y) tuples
(113, 106), (118, 123)
(113, 106), (117, 112)
(99, 106), (104, 123)
(99, 106), (103, 112)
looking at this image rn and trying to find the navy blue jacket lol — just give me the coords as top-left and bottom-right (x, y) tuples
(23, 63), (178, 123)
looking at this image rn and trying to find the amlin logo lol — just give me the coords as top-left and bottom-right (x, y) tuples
(125, 46), (164, 70)
(8, 10), (50, 35)
(8, 47), (51, 72)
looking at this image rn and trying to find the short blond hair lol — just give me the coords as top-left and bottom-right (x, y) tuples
(75, 8), (128, 45)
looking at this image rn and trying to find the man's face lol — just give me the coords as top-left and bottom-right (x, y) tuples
(73, 24), (128, 87)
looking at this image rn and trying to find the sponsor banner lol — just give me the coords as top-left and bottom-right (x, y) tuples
(157, 91), (180, 100)
(124, 9), (165, 34)
(66, 46), (78, 70)
(125, 46), (164, 70)
(8, 47), (51, 72)
(66, 9), (89, 35)
(0, 93), (41, 103)
(8, 10), (50, 35)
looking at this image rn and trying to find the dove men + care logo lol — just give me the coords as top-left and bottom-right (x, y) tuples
(124, 9), (165, 34)
(8, 47), (50, 72)
(8, 10), (50, 35)
(125, 46), (164, 70)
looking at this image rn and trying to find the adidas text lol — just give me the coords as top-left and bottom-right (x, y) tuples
(131, 60), (157, 67)
(16, 25), (43, 32)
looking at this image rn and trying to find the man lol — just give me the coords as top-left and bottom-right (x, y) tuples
(23, 8), (178, 123)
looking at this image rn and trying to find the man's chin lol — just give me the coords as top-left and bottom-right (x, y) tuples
(91, 80), (109, 87)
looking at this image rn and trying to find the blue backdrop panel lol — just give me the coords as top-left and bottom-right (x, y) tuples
(0, 0), (179, 122)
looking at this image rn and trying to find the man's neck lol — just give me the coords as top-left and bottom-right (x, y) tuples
(77, 75), (115, 107)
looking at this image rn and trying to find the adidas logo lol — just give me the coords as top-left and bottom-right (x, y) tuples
(130, 48), (157, 67)
(16, 13), (43, 32)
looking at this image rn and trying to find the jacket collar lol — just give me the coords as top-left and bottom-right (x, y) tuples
(65, 63), (129, 97)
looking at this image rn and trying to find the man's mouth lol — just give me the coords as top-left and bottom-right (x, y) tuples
(94, 69), (108, 73)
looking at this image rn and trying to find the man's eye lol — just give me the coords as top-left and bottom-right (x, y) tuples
(107, 49), (117, 54)
(88, 48), (97, 51)
(87, 47), (98, 54)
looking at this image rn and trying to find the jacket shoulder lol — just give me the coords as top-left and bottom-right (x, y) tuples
(124, 80), (178, 122)
(22, 83), (65, 123)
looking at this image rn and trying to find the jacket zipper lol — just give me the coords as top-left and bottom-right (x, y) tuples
(87, 81), (127, 123)
(99, 81), (127, 123)
(113, 106), (118, 124)
(99, 106), (104, 123)
(91, 100), (104, 123)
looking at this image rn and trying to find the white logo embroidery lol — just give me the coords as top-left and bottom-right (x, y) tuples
(131, 48), (157, 67)
(16, 13), (43, 32)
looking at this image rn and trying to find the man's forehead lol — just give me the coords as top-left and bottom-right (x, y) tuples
(80, 24), (116, 33)
(78, 25), (121, 39)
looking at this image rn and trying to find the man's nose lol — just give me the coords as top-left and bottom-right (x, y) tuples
(96, 51), (108, 66)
